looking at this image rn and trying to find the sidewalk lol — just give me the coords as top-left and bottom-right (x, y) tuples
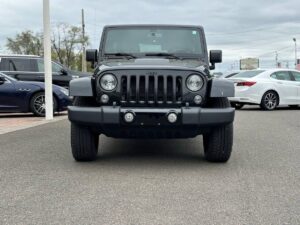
(0, 112), (68, 135)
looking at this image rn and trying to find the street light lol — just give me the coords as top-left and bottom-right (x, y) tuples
(43, 0), (53, 120)
(293, 38), (297, 68)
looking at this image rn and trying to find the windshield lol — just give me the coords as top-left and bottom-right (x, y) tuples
(233, 70), (265, 78)
(103, 27), (204, 57)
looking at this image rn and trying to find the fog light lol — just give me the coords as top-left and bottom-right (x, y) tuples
(100, 94), (109, 103)
(194, 95), (202, 104)
(124, 112), (135, 123)
(167, 112), (177, 123)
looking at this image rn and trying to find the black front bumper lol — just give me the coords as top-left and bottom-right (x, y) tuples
(68, 106), (234, 138)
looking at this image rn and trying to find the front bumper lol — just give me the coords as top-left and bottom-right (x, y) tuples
(68, 106), (234, 127)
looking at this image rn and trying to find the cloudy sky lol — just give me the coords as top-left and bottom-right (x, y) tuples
(0, 0), (299, 71)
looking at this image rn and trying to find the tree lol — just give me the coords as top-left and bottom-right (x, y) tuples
(51, 23), (89, 69)
(6, 24), (89, 70)
(6, 30), (43, 55)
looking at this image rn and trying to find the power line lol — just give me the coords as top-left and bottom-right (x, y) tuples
(258, 46), (293, 58)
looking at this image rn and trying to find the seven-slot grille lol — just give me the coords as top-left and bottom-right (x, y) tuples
(120, 75), (182, 105)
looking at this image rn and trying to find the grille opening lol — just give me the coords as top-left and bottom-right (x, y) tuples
(167, 76), (173, 102)
(139, 76), (146, 102)
(148, 76), (155, 101)
(157, 76), (164, 101)
(130, 76), (136, 101)
(121, 76), (127, 101)
(176, 76), (182, 101)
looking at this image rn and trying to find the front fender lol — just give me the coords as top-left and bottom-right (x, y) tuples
(69, 77), (93, 97)
(209, 79), (235, 97)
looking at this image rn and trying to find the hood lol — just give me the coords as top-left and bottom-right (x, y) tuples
(16, 80), (61, 91)
(97, 58), (208, 72)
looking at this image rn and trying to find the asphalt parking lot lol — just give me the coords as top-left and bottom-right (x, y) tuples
(0, 106), (299, 225)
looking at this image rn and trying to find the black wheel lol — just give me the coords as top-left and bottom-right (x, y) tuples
(260, 91), (279, 110)
(70, 97), (99, 161)
(30, 92), (57, 117)
(230, 102), (244, 110)
(289, 105), (299, 109)
(203, 98), (233, 162)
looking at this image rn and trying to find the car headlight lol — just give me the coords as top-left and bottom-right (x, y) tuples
(186, 74), (203, 92)
(60, 88), (69, 96)
(100, 74), (117, 91)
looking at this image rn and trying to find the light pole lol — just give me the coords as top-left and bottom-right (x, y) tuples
(43, 0), (53, 120)
(293, 38), (297, 68)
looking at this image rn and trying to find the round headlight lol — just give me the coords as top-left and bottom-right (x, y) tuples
(100, 74), (117, 91)
(186, 74), (203, 92)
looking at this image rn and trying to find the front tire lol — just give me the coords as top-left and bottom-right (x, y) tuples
(30, 92), (57, 117)
(70, 97), (99, 161)
(203, 98), (233, 162)
(71, 123), (99, 161)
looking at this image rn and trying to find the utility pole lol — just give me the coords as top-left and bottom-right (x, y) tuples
(275, 51), (278, 68)
(43, 0), (53, 120)
(81, 9), (87, 72)
(293, 38), (297, 68)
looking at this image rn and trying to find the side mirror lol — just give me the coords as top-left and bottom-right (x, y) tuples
(60, 68), (68, 75)
(86, 49), (98, 68)
(0, 76), (5, 85)
(209, 50), (222, 70)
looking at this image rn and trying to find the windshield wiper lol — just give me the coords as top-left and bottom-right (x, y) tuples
(104, 53), (136, 59)
(145, 53), (181, 60)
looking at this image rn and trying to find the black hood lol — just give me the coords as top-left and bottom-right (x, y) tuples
(97, 58), (209, 73)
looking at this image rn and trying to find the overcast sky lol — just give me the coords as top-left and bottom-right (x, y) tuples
(0, 0), (299, 70)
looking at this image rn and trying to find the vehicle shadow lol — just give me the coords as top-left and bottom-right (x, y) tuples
(94, 137), (209, 166)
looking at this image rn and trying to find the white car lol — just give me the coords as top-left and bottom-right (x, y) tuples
(228, 69), (300, 110)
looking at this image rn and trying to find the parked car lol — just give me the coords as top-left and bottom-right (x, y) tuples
(0, 72), (71, 116)
(68, 24), (235, 163)
(228, 69), (300, 110)
(0, 54), (91, 87)
(218, 70), (241, 79)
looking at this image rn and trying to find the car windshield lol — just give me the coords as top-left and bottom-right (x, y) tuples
(103, 27), (204, 58)
(233, 70), (265, 78)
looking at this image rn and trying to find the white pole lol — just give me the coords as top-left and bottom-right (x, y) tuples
(43, 0), (53, 120)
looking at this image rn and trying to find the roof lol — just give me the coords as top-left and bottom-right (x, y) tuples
(103, 24), (204, 29)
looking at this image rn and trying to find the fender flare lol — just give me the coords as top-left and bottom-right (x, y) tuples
(209, 79), (235, 97)
(69, 77), (94, 97)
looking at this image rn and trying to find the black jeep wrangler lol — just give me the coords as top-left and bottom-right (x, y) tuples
(68, 25), (235, 162)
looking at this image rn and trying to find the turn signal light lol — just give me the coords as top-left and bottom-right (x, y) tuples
(236, 81), (256, 87)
